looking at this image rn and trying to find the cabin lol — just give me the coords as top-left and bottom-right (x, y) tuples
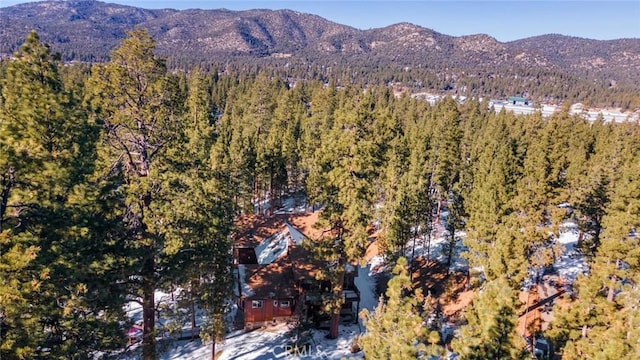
(234, 217), (360, 331)
(239, 261), (299, 329)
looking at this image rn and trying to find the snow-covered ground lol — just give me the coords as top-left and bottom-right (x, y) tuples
(274, 196), (308, 215)
(122, 289), (210, 359)
(145, 259), (379, 360)
(214, 261), (379, 360)
(553, 220), (588, 283)
(132, 196), (380, 360)
(255, 195), (308, 215)
(214, 323), (364, 360)
(130, 213), (586, 359)
(403, 230), (468, 272)
(401, 209), (470, 272)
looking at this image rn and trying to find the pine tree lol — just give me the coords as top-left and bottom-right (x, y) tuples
(464, 115), (521, 285)
(378, 114), (410, 257)
(547, 121), (640, 359)
(404, 114), (436, 262)
(273, 85), (306, 193)
(513, 118), (567, 278)
(431, 97), (462, 220)
(177, 68), (236, 358)
(306, 88), (380, 338)
(1, 31), (127, 358)
(85, 29), (186, 360)
(360, 257), (427, 360)
(452, 277), (526, 359)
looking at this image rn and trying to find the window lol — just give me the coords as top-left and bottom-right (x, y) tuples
(279, 300), (290, 308)
(273, 300), (279, 307)
(251, 300), (263, 308)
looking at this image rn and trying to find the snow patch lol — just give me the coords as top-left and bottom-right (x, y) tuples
(356, 264), (380, 315)
(274, 196), (307, 215)
(368, 255), (386, 275)
(554, 223), (588, 283)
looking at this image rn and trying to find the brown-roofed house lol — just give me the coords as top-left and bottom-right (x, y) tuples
(234, 220), (361, 331)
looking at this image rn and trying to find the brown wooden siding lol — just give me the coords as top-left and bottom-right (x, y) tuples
(244, 298), (295, 322)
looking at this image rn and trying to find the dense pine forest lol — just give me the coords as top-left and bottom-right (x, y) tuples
(3, 1), (640, 111)
(1, 30), (639, 359)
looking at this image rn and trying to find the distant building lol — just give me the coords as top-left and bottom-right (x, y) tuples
(508, 96), (531, 106)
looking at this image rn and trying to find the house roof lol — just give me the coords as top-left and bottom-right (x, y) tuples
(235, 214), (360, 300)
(288, 245), (323, 282)
(232, 213), (289, 248)
(239, 244), (322, 300)
(235, 247), (258, 265)
(240, 261), (297, 300)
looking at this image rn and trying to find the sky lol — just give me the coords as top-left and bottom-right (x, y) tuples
(1, 0), (639, 42)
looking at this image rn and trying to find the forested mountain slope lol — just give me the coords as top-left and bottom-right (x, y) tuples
(1, 0), (639, 108)
(1, 29), (639, 359)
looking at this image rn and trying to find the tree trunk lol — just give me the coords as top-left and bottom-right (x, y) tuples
(0, 166), (15, 231)
(329, 237), (346, 340)
(329, 311), (340, 339)
(593, 224), (602, 250)
(446, 223), (455, 274)
(142, 255), (156, 360)
(268, 171), (274, 217)
(255, 178), (260, 214)
(425, 228), (432, 261)
(410, 229), (417, 281)
(191, 290), (196, 341)
(211, 338), (216, 360)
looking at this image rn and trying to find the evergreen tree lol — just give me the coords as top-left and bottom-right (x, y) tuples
(360, 257), (427, 360)
(85, 29), (187, 360)
(1, 31), (126, 359)
(176, 68), (236, 357)
(513, 118), (567, 278)
(547, 121), (640, 359)
(431, 97), (462, 220)
(452, 277), (525, 359)
(378, 113), (410, 257)
(464, 115), (522, 285)
(306, 88), (379, 338)
(273, 84), (306, 193)
(404, 114), (436, 262)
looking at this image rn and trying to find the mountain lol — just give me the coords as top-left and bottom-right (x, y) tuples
(1, 0), (639, 103)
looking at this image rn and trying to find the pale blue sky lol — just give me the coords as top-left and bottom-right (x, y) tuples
(1, 1), (638, 42)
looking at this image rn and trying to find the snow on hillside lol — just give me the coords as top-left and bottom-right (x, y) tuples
(122, 289), (210, 359)
(255, 195), (307, 216)
(404, 230), (468, 271)
(275, 196), (307, 215)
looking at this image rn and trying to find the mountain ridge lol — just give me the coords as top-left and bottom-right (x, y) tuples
(1, 0), (639, 104)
